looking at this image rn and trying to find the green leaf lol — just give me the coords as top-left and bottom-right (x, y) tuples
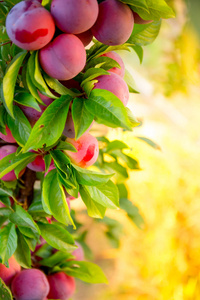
(0, 207), (12, 227)
(128, 21), (161, 46)
(23, 95), (72, 152)
(136, 136), (161, 150)
(4, 0), (21, 7)
(14, 91), (41, 111)
(124, 69), (139, 94)
(43, 72), (79, 97)
(81, 68), (109, 87)
(0, 26), (9, 45)
(86, 56), (120, 71)
(7, 106), (31, 146)
(62, 260), (108, 284)
(42, 169), (74, 226)
(126, 107), (140, 127)
(0, 187), (15, 200)
(103, 161), (129, 183)
(106, 140), (129, 152)
(56, 141), (77, 152)
(85, 89), (132, 130)
(110, 150), (140, 170)
(37, 222), (76, 252)
(0, 4), (7, 26)
(80, 185), (106, 219)
(18, 226), (39, 239)
(72, 98), (94, 140)
(0, 223), (17, 263)
(0, 278), (13, 300)
(130, 44), (143, 64)
(34, 51), (56, 98)
(84, 180), (119, 209)
(9, 204), (40, 233)
(132, 0), (175, 20)
(2, 51), (27, 117)
(28, 200), (50, 218)
(0, 151), (37, 179)
(72, 164), (113, 186)
(39, 251), (72, 268)
(120, 0), (148, 11)
(14, 229), (31, 268)
(120, 198), (144, 229)
(26, 67), (42, 103)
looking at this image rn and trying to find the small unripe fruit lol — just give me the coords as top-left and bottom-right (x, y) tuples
(65, 133), (99, 168)
(0, 125), (16, 143)
(94, 72), (129, 106)
(6, 0), (55, 50)
(11, 269), (50, 300)
(0, 256), (21, 286)
(39, 34), (86, 81)
(47, 272), (75, 300)
(0, 145), (25, 181)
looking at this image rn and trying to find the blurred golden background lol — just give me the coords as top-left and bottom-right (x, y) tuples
(73, 1), (200, 299)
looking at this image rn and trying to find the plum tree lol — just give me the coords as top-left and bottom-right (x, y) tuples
(0, 256), (21, 286)
(65, 133), (99, 168)
(39, 34), (86, 80)
(0, 145), (25, 181)
(91, 0), (134, 45)
(0, 125), (16, 143)
(132, 12), (153, 24)
(51, 0), (99, 34)
(47, 272), (75, 300)
(6, 0), (55, 50)
(18, 92), (54, 127)
(11, 269), (50, 300)
(101, 51), (125, 77)
(94, 72), (129, 106)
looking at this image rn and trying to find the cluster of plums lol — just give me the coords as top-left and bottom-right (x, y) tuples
(6, 0), (151, 81)
(0, 241), (84, 299)
(0, 48), (129, 181)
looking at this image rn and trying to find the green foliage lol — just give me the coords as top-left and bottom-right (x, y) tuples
(0, 278), (13, 300)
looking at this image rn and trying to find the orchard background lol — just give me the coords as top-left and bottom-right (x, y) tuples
(0, 0), (200, 299)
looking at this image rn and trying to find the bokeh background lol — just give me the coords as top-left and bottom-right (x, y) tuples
(73, 1), (200, 299)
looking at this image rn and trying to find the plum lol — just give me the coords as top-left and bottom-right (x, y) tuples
(6, 0), (55, 51)
(51, 0), (99, 34)
(76, 29), (93, 47)
(11, 269), (50, 300)
(39, 34), (86, 81)
(65, 133), (99, 168)
(47, 272), (75, 300)
(0, 145), (25, 181)
(0, 125), (16, 143)
(72, 242), (84, 261)
(27, 150), (54, 172)
(0, 256), (21, 286)
(132, 12), (153, 24)
(94, 72), (129, 106)
(91, 0), (134, 45)
(101, 51), (125, 77)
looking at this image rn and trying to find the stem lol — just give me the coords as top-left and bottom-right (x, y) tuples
(0, 41), (12, 47)
(18, 168), (36, 210)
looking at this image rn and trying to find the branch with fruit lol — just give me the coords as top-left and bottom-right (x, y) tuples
(0, 0), (175, 299)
